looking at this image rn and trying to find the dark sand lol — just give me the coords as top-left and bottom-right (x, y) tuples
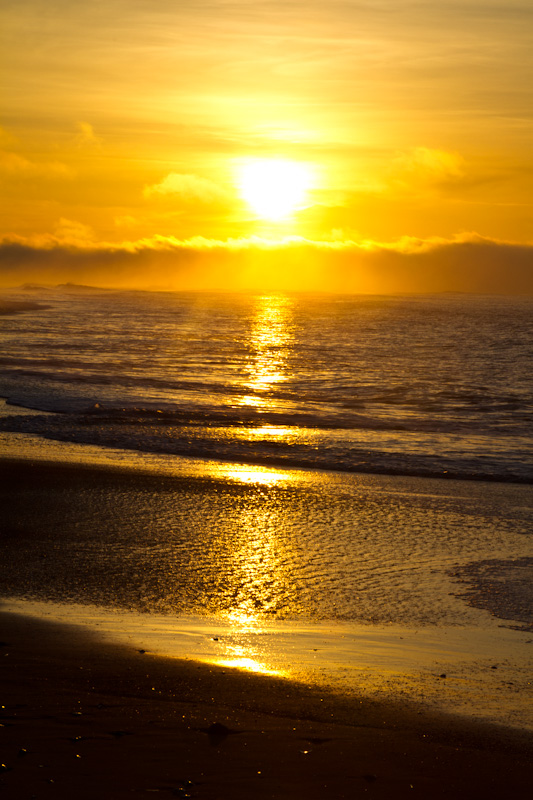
(1, 610), (532, 800)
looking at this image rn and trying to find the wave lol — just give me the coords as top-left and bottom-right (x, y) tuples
(1, 401), (532, 485)
(1, 363), (530, 437)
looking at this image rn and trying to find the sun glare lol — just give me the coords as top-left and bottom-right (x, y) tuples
(238, 159), (312, 220)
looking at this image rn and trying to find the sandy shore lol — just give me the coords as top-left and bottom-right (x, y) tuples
(1, 610), (532, 800)
(1, 453), (532, 796)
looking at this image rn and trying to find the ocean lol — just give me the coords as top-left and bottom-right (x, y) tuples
(1, 285), (532, 727)
(1, 286), (532, 483)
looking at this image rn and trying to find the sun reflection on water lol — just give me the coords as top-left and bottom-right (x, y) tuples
(216, 657), (277, 674)
(209, 462), (292, 485)
(225, 609), (263, 627)
(215, 495), (302, 622)
(209, 654), (281, 676)
(238, 294), (295, 407)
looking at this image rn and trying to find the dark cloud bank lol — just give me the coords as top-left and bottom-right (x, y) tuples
(0, 235), (532, 294)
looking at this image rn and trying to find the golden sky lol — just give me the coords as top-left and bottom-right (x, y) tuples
(1, 0), (532, 292)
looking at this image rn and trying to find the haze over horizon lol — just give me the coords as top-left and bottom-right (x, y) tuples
(1, 1), (532, 293)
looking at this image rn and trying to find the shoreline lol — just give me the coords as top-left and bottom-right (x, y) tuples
(2, 427), (533, 493)
(1, 399), (532, 487)
(3, 596), (533, 733)
(1, 609), (532, 799)
(1, 450), (532, 794)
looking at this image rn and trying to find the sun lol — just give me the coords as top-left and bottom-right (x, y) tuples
(238, 159), (312, 221)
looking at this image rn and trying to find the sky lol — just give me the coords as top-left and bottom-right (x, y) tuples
(1, 0), (532, 292)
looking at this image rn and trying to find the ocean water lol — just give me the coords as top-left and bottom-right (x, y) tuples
(0, 285), (532, 483)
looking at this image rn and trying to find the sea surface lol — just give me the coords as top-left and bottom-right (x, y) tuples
(0, 285), (532, 483)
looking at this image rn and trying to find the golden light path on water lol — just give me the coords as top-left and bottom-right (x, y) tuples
(238, 294), (295, 407)
(219, 463), (291, 485)
(180, 289), (329, 637)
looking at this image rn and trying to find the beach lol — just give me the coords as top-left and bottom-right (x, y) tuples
(1, 452), (532, 798)
(2, 606), (533, 800)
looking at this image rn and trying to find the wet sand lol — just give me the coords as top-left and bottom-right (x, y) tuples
(1, 454), (532, 796)
(3, 595), (533, 733)
(1, 610), (532, 800)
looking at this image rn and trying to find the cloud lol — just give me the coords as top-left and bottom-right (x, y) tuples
(0, 231), (532, 295)
(53, 218), (95, 243)
(74, 121), (103, 149)
(144, 172), (229, 203)
(0, 151), (74, 179)
(0, 125), (74, 180)
(114, 215), (138, 229)
(390, 147), (466, 190)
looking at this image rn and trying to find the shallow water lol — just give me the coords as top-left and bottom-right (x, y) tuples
(1, 448), (531, 631)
